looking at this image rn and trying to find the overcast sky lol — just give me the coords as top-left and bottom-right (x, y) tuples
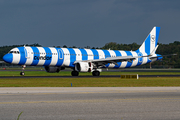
(0, 0), (180, 48)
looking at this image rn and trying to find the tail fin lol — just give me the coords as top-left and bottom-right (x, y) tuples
(137, 26), (160, 55)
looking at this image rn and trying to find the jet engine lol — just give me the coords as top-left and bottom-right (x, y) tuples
(75, 62), (93, 72)
(44, 66), (65, 73)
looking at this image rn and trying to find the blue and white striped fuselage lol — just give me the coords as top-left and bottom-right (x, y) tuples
(3, 27), (163, 76)
(5, 46), (160, 69)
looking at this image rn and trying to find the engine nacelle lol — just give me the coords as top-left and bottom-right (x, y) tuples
(75, 62), (93, 72)
(44, 66), (65, 73)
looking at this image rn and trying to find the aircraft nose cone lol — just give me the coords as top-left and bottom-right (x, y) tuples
(3, 54), (13, 63)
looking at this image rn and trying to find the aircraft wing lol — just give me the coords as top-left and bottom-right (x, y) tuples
(74, 56), (141, 67)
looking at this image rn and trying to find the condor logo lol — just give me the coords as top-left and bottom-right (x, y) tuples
(34, 56), (52, 60)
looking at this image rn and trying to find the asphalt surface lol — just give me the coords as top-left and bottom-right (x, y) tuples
(0, 87), (180, 120)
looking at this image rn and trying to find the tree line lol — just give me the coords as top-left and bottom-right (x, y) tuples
(0, 41), (179, 68)
(101, 41), (180, 68)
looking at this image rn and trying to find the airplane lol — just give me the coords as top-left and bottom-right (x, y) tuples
(3, 26), (163, 76)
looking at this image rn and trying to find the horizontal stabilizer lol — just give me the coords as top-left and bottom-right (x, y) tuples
(0, 61), (5, 63)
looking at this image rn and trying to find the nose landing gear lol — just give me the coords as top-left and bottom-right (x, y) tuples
(20, 65), (26, 76)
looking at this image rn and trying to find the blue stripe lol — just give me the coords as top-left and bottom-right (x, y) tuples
(79, 49), (88, 60)
(18, 47), (27, 65)
(113, 50), (122, 68)
(147, 58), (151, 63)
(55, 48), (64, 66)
(31, 47), (40, 66)
(102, 50), (110, 67)
(135, 50), (143, 66)
(145, 35), (151, 55)
(91, 49), (99, 60)
(68, 48), (76, 67)
(156, 27), (160, 46)
(125, 51), (133, 68)
(43, 47), (52, 66)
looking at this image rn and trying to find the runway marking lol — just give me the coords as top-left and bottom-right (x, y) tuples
(0, 97), (180, 105)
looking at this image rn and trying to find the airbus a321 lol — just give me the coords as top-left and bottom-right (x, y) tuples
(3, 26), (162, 76)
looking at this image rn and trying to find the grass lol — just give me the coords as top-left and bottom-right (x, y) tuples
(1, 68), (180, 87)
(0, 77), (180, 87)
(17, 112), (23, 120)
(0, 70), (180, 76)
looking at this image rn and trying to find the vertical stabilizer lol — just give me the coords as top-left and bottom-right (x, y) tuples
(137, 27), (160, 55)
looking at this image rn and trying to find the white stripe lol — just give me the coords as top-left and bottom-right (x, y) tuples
(141, 52), (148, 65)
(150, 27), (156, 54)
(62, 48), (70, 66)
(119, 51), (127, 68)
(12, 48), (20, 64)
(73, 48), (82, 61)
(85, 49), (93, 60)
(130, 51), (138, 67)
(108, 50), (116, 68)
(25, 47), (34, 65)
(97, 50), (105, 59)
(36, 47), (46, 66)
(139, 43), (145, 54)
(49, 47), (58, 66)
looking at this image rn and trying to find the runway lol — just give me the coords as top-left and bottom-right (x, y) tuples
(1, 87), (180, 120)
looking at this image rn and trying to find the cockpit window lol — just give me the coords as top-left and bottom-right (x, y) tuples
(9, 51), (20, 54)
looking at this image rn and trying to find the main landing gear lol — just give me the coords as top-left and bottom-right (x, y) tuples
(92, 71), (100, 76)
(20, 65), (26, 76)
(71, 71), (79, 76)
(71, 70), (100, 76)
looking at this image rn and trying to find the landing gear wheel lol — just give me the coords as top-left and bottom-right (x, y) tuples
(20, 72), (25, 76)
(71, 71), (79, 76)
(20, 65), (26, 76)
(92, 71), (100, 76)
